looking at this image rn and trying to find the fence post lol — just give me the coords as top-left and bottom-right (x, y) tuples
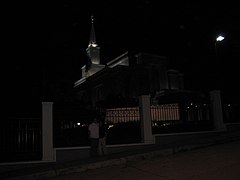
(139, 95), (154, 144)
(210, 90), (226, 131)
(42, 102), (55, 161)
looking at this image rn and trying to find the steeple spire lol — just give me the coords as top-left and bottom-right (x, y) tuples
(86, 15), (101, 65)
(88, 15), (97, 47)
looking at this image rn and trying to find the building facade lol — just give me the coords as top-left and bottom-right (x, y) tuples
(74, 16), (184, 110)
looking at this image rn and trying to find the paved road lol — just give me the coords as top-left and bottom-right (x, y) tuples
(47, 140), (240, 180)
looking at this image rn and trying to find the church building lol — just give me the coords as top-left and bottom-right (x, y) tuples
(74, 16), (184, 109)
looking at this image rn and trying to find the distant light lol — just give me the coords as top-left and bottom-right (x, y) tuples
(77, 122), (81, 126)
(108, 125), (114, 129)
(216, 35), (224, 42)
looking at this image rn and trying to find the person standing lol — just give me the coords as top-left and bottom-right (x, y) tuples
(98, 120), (107, 156)
(88, 118), (99, 157)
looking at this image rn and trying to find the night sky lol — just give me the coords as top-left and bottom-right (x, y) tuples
(4, 1), (240, 105)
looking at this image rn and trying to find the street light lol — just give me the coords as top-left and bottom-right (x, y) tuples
(214, 34), (225, 90)
(215, 35), (225, 56)
(216, 35), (225, 42)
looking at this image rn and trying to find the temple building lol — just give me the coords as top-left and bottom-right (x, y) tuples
(74, 16), (184, 109)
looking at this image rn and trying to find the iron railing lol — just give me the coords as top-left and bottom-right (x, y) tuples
(0, 118), (42, 163)
(151, 102), (213, 134)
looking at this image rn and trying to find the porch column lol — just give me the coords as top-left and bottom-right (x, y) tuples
(210, 90), (226, 131)
(42, 102), (55, 161)
(139, 95), (154, 144)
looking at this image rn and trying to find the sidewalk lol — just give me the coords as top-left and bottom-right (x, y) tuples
(48, 140), (240, 180)
(1, 129), (240, 180)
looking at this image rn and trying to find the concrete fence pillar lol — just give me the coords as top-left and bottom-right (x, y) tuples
(139, 95), (154, 144)
(42, 102), (55, 161)
(210, 90), (226, 131)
